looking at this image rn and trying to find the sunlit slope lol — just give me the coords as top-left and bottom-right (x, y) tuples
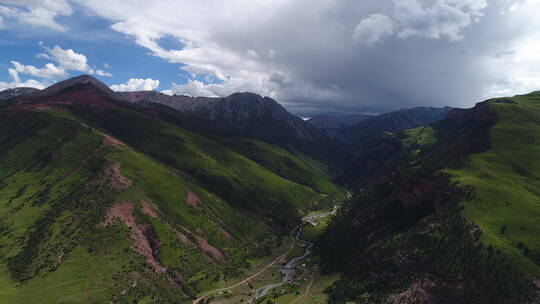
(69, 104), (323, 228)
(128, 99), (344, 199)
(319, 94), (540, 303)
(0, 107), (324, 303)
(445, 94), (540, 276)
(215, 137), (344, 197)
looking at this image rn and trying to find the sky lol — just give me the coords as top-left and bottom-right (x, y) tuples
(0, 0), (540, 116)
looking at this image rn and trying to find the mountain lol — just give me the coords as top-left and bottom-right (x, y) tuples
(0, 87), (39, 100)
(339, 106), (452, 146)
(307, 114), (372, 138)
(6, 74), (538, 304)
(318, 94), (540, 303)
(0, 75), (344, 303)
(119, 90), (342, 163)
(335, 106), (453, 184)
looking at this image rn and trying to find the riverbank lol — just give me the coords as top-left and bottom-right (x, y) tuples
(195, 209), (336, 304)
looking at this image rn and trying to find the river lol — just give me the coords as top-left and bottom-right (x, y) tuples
(245, 218), (317, 303)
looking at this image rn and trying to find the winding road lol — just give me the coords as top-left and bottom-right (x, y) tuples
(192, 225), (303, 304)
(193, 210), (332, 304)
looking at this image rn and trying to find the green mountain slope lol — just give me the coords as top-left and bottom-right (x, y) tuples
(0, 109), (268, 302)
(108, 99), (344, 202)
(445, 95), (540, 276)
(68, 104), (331, 228)
(214, 137), (341, 196)
(319, 93), (540, 303)
(0, 76), (344, 303)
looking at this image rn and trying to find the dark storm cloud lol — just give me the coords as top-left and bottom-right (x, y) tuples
(199, 0), (538, 115)
(3, 0), (540, 115)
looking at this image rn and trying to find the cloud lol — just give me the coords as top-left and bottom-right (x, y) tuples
(353, 0), (488, 44)
(11, 60), (66, 79)
(74, 0), (345, 107)
(70, 0), (493, 113)
(8, 43), (112, 86)
(481, 0), (540, 98)
(246, 49), (259, 58)
(167, 78), (266, 97)
(94, 69), (112, 77)
(393, 0), (488, 41)
(353, 14), (395, 45)
(0, 68), (48, 91)
(7, 0), (540, 116)
(44, 44), (94, 73)
(0, 0), (72, 31)
(111, 78), (160, 91)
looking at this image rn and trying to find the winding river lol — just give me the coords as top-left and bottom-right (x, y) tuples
(192, 210), (336, 304)
(245, 220), (316, 303)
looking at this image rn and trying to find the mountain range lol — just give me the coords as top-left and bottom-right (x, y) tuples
(307, 114), (373, 138)
(0, 75), (344, 303)
(319, 95), (540, 303)
(0, 75), (539, 303)
(119, 90), (340, 164)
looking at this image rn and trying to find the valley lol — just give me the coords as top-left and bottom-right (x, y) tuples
(2, 2), (540, 303)
(0, 75), (539, 303)
(197, 208), (337, 304)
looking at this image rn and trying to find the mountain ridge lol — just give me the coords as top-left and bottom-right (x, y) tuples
(307, 113), (373, 138)
(319, 94), (540, 303)
(0, 75), (345, 303)
(339, 106), (453, 146)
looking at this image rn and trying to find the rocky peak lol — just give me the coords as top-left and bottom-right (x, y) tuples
(35, 74), (123, 101)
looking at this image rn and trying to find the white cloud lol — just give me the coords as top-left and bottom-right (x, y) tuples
(73, 0), (343, 104)
(94, 69), (112, 77)
(8, 43), (112, 86)
(6, 0), (532, 115)
(110, 78), (160, 92)
(353, 14), (395, 45)
(72, 0), (490, 107)
(168, 78), (263, 98)
(0, 0), (72, 31)
(11, 60), (66, 79)
(267, 49), (277, 59)
(482, 1), (540, 98)
(8, 68), (19, 83)
(45, 44), (93, 73)
(352, 1), (488, 44)
(0, 68), (48, 90)
(247, 49), (259, 58)
(393, 0), (487, 41)
(36, 52), (51, 60)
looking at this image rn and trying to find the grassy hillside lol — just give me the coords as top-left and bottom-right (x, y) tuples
(319, 94), (540, 303)
(133, 100), (345, 198)
(215, 137), (344, 197)
(69, 104), (323, 229)
(0, 108), (275, 302)
(0, 96), (342, 303)
(445, 94), (540, 276)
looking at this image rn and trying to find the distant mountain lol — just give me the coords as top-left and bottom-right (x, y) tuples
(0, 75), (344, 303)
(8, 74), (127, 112)
(0, 87), (39, 100)
(121, 91), (319, 140)
(307, 114), (372, 138)
(120, 90), (344, 163)
(340, 106), (452, 146)
(319, 94), (540, 303)
(36, 74), (125, 100)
